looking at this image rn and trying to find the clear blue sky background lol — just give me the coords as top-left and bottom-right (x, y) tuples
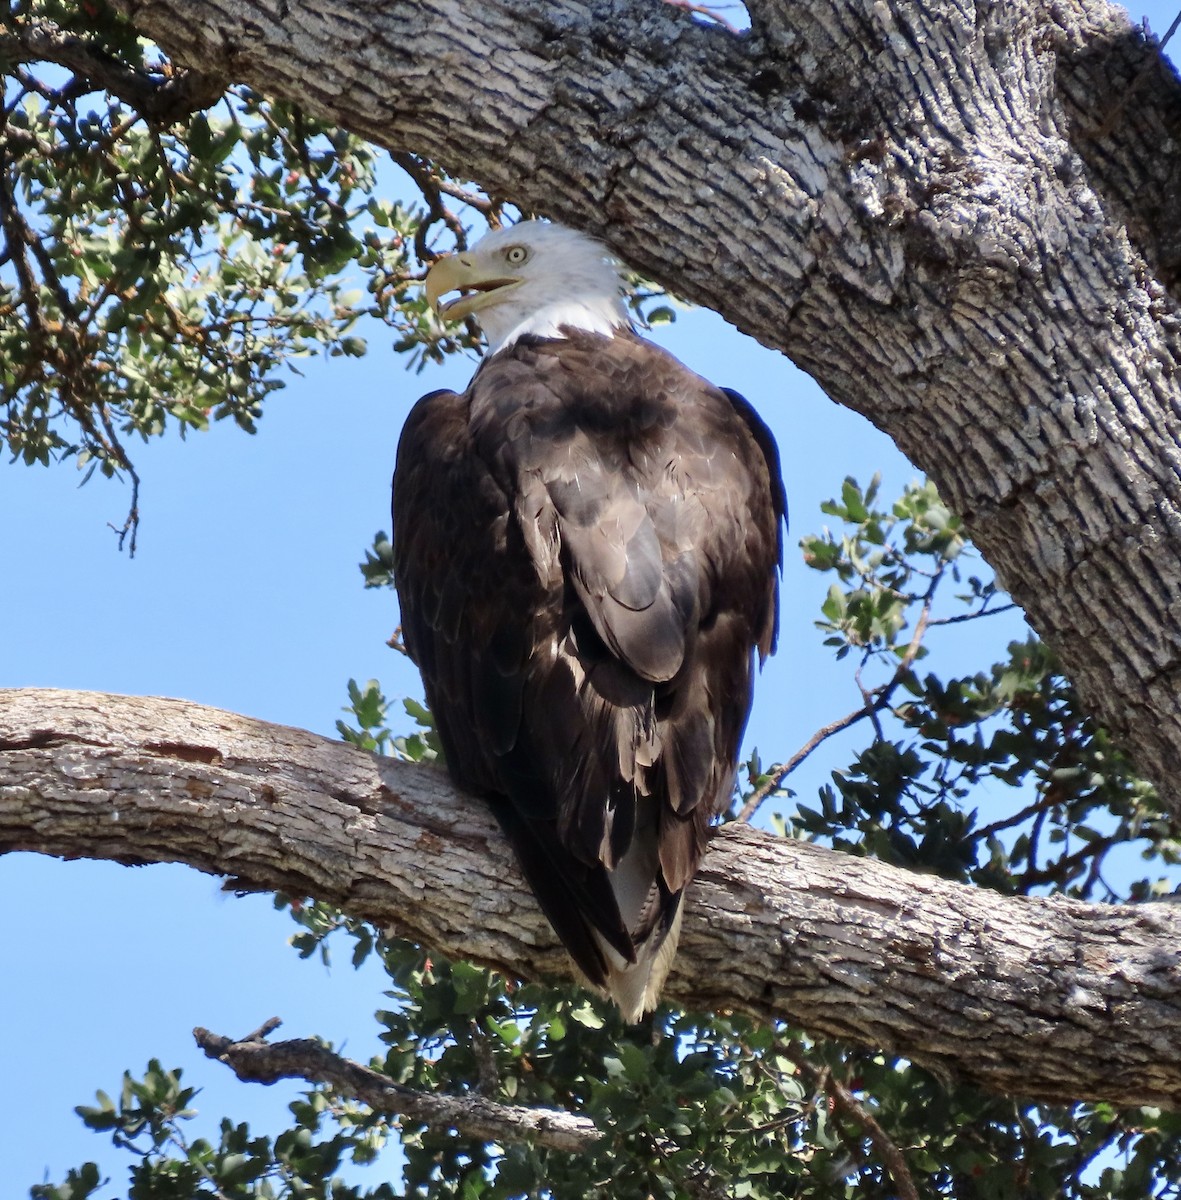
(5, 6), (1180, 1191)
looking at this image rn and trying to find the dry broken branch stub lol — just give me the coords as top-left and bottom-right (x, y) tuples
(2, 688), (1180, 1109)
(194, 1020), (601, 1154)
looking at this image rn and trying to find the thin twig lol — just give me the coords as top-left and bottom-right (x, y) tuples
(926, 601), (1020, 628)
(735, 704), (874, 824)
(737, 563), (944, 824)
(661, 0), (742, 35)
(99, 403), (141, 555)
(425, 172), (500, 219)
(784, 1044), (919, 1200)
(826, 1075), (919, 1200)
(855, 654), (885, 742)
(391, 149), (470, 263)
(973, 794), (1052, 842)
(1027, 803), (1047, 877)
(1018, 831), (1117, 891)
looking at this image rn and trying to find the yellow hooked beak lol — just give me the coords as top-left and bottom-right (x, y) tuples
(425, 254), (523, 322)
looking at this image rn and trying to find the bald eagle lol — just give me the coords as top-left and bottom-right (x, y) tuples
(393, 221), (784, 1020)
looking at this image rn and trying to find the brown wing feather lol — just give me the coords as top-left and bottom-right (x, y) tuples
(392, 330), (783, 1013)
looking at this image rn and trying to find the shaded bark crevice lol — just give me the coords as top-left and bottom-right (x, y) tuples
(1054, 11), (1181, 295)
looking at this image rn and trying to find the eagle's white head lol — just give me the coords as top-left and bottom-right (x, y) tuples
(425, 221), (631, 355)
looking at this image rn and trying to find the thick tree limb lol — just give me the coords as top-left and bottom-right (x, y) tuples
(104, 0), (1181, 817)
(193, 1019), (600, 1154)
(0, 18), (225, 120)
(2, 688), (1179, 1110)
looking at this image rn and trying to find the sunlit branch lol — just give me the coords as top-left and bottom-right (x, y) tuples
(5, 687), (1181, 1107)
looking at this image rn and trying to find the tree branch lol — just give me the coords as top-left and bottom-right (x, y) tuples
(2, 688), (1179, 1110)
(193, 1019), (601, 1154)
(783, 1042), (918, 1200)
(0, 17), (225, 122)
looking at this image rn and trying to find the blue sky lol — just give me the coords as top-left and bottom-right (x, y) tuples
(5, 6), (1181, 1191)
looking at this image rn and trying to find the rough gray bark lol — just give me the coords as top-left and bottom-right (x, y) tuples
(106, 0), (1181, 814)
(3, 688), (1179, 1109)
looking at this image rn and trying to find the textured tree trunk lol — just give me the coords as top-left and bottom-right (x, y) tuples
(3, 688), (1179, 1109)
(108, 0), (1181, 813)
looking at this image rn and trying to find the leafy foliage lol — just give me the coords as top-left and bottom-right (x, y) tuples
(336, 675), (441, 764)
(0, 1), (468, 547)
(31, 1058), (399, 1200)
(788, 475), (1176, 903)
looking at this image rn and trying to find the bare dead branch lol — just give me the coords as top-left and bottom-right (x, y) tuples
(194, 1020), (601, 1154)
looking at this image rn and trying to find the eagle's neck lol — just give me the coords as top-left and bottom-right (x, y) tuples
(481, 293), (630, 356)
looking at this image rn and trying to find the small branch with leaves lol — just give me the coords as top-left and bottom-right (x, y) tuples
(782, 1042), (919, 1200)
(737, 561), (945, 824)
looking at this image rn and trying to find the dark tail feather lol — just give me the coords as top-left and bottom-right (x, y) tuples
(486, 796), (635, 988)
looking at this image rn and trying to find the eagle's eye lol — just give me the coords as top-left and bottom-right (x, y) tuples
(504, 245), (529, 266)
